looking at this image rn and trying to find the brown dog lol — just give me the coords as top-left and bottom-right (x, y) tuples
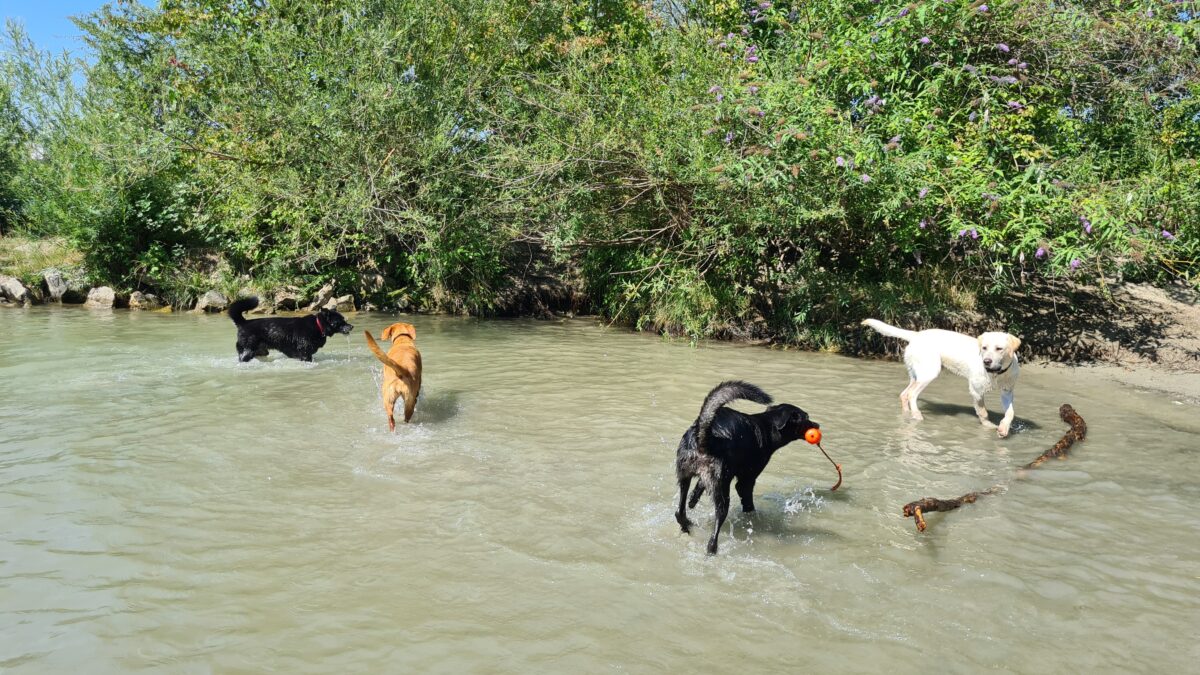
(364, 322), (422, 430)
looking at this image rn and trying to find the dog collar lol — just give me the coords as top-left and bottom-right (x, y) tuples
(990, 362), (1012, 376)
(315, 315), (325, 336)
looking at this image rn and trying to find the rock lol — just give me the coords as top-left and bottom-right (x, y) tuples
(42, 270), (67, 302)
(360, 301), (378, 312)
(274, 286), (301, 311)
(85, 286), (116, 308)
(129, 291), (164, 310)
(0, 275), (30, 304)
(326, 294), (355, 312)
(194, 290), (229, 313)
(306, 282), (335, 311)
(62, 278), (90, 304)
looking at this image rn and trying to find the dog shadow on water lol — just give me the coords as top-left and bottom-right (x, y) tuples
(710, 491), (847, 549)
(410, 389), (461, 424)
(917, 401), (1042, 432)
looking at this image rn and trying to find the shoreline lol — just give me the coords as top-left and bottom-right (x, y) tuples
(7, 299), (1198, 405)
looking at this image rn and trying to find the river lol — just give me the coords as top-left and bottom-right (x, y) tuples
(1, 306), (1197, 672)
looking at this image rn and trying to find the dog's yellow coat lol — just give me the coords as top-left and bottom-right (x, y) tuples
(364, 323), (422, 430)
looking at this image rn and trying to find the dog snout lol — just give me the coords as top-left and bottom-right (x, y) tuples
(983, 357), (993, 367)
(341, 324), (354, 334)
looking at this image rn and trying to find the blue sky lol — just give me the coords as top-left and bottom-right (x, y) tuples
(3, 1), (112, 56)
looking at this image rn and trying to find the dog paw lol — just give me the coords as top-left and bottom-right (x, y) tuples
(997, 426), (1010, 438)
(911, 412), (924, 421)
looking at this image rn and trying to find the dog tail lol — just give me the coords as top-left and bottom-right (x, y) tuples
(696, 380), (773, 454)
(228, 297), (259, 325)
(861, 318), (919, 342)
(364, 330), (407, 376)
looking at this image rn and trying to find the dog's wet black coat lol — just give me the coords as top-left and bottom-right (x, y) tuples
(675, 380), (819, 555)
(228, 297), (353, 362)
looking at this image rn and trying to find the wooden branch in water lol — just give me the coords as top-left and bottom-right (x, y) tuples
(901, 404), (1087, 533)
(1023, 404), (1087, 470)
(901, 487), (1005, 532)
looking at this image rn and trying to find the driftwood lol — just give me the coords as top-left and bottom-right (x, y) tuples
(901, 404), (1087, 533)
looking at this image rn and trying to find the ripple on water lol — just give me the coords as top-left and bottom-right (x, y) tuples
(1, 308), (1198, 672)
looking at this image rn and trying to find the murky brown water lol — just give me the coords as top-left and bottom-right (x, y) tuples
(1, 306), (1198, 672)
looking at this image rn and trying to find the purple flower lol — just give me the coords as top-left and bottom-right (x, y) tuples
(724, 131), (734, 144)
(835, 156), (846, 167)
(1162, 230), (1177, 241)
(919, 219), (928, 229)
(996, 43), (1010, 53)
(754, 109), (765, 117)
(963, 64), (977, 74)
(1080, 215), (1092, 234)
(708, 85), (722, 94)
(978, 4), (989, 12)
(748, 85), (760, 95)
(1007, 58), (1018, 66)
(897, 7), (909, 18)
(958, 229), (967, 237)
(1007, 101), (1024, 110)
(919, 36), (932, 45)
(747, 55), (759, 63)
(1070, 258), (1081, 270)
(1035, 247), (1046, 259)
(918, 187), (929, 199)
(860, 173), (871, 183)
(759, 1), (772, 8)
(1016, 62), (1028, 70)
(749, 8), (758, 17)
(970, 228), (979, 239)
(716, 93), (724, 103)
(718, 42), (727, 49)
(968, 111), (978, 122)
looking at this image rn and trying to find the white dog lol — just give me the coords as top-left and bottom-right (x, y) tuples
(862, 319), (1022, 437)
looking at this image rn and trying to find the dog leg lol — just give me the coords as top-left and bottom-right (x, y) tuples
(707, 478), (732, 555)
(675, 475), (694, 534)
(403, 395), (416, 423)
(688, 482), (705, 509)
(972, 394), (997, 429)
(735, 477), (757, 513)
(899, 380), (915, 414)
(996, 388), (1015, 437)
(907, 379), (933, 420)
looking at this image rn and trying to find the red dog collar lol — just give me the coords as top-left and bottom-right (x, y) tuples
(315, 315), (325, 336)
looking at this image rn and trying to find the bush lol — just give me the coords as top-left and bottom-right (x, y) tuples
(0, 1), (1196, 338)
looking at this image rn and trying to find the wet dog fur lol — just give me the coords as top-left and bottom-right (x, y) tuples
(364, 322), (422, 430)
(228, 296), (353, 362)
(675, 380), (820, 555)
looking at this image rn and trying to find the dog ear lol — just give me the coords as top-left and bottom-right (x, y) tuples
(380, 324), (396, 341)
(1007, 335), (1022, 352)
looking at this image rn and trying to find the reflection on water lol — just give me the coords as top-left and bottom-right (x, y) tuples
(1, 306), (1198, 672)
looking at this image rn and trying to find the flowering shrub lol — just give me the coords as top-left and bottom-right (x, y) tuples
(2, 0), (1197, 340)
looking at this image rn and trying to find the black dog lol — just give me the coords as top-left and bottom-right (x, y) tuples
(674, 380), (820, 555)
(228, 296), (353, 362)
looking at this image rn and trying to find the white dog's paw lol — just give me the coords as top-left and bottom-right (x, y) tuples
(997, 425), (1011, 438)
(911, 412), (924, 421)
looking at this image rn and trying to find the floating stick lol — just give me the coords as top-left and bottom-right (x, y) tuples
(901, 404), (1087, 532)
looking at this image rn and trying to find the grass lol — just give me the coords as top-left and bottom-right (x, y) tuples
(0, 235), (83, 286)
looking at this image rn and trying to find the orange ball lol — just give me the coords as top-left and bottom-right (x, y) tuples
(804, 428), (822, 445)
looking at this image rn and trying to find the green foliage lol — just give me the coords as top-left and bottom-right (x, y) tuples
(1, 1), (1196, 339)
